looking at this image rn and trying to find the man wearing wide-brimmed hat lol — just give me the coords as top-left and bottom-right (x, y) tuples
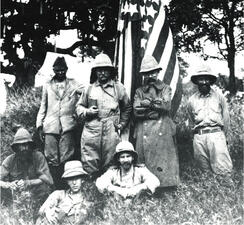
(187, 64), (233, 174)
(133, 55), (180, 188)
(36, 160), (92, 225)
(36, 56), (84, 189)
(76, 53), (131, 177)
(96, 141), (160, 199)
(0, 128), (53, 205)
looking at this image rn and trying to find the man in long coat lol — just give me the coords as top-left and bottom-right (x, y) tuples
(36, 57), (84, 189)
(133, 55), (180, 187)
(76, 53), (131, 178)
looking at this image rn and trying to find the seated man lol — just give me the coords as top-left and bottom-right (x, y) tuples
(36, 160), (92, 225)
(0, 128), (53, 205)
(96, 141), (160, 199)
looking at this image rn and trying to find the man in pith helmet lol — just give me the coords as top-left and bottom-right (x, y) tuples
(76, 53), (132, 178)
(36, 160), (93, 225)
(96, 141), (160, 199)
(187, 64), (233, 174)
(36, 56), (84, 189)
(133, 55), (180, 188)
(0, 128), (53, 205)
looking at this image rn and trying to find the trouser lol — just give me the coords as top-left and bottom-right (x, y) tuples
(48, 164), (68, 190)
(80, 116), (121, 176)
(193, 131), (233, 174)
(44, 131), (75, 189)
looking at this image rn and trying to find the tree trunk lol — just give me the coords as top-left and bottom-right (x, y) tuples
(227, 8), (236, 95)
(228, 51), (236, 94)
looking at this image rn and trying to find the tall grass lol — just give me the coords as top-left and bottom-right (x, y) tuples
(0, 86), (243, 225)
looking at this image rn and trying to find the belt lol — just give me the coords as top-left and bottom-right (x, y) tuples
(194, 127), (222, 135)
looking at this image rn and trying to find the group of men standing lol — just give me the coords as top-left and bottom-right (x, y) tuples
(0, 52), (233, 223)
(35, 53), (182, 190)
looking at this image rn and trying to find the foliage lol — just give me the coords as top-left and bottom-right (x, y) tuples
(168, 0), (244, 93)
(0, 86), (243, 224)
(1, 0), (119, 85)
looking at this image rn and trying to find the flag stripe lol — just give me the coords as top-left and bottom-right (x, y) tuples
(157, 30), (174, 80)
(144, 4), (166, 56)
(115, 0), (182, 118)
(152, 21), (169, 62)
(163, 47), (177, 85)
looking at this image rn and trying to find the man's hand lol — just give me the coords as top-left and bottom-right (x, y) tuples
(127, 184), (147, 198)
(38, 126), (45, 142)
(45, 207), (59, 224)
(140, 99), (151, 107)
(114, 123), (123, 136)
(7, 181), (19, 190)
(86, 106), (99, 117)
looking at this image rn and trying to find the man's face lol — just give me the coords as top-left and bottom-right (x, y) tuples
(96, 67), (111, 84)
(196, 76), (211, 95)
(67, 176), (82, 194)
(15, 142), (31, 160)
(118, 152), (133, 171)
(142, 70), (159, 85)
(53, 66), (67, 81)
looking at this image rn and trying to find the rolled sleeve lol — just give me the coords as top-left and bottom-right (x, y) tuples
(95, 169), (115, 193)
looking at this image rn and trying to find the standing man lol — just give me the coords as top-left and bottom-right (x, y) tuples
(187, 65), (233, 174)
(36, 56), (84, 189)
(76, 53), (131, 178)
(96, 141), (160, 199)
(0, 128), (53, 205)
(133, 55), (180, 187)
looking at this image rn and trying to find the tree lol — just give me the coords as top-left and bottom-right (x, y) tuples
(168, 0), (244, 94)
(1, 0), (119, 85)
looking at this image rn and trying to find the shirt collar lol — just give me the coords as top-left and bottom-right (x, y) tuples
(94, 79), (114, 88)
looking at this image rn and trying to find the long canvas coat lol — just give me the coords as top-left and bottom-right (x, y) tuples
(133, 80), (179, 187)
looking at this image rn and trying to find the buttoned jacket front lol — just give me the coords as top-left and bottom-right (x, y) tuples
(133, 80), (179, 187)
(36, 78), (84, 134)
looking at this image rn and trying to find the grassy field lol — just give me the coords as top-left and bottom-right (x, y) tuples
(0, 86), (243, 225)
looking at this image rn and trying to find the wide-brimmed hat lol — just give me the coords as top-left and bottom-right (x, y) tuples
(140, 55), (162, 74)
(11, 128), (34, 152)
(62, 160), (88, 179)
(92, 53), (114, 69)
(191, 65), (217, 85)
(113, 141), (138, 163)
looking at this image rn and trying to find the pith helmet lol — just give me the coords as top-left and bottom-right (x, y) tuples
(191, 64), (217, 85)
(62, 160), (88, 179)
(11, 128), (34, 151)
(53, 56), (68, 69)
(140, 55), (162, 74)
(92, 53), (114, 69)
(113, 141), (138, 163)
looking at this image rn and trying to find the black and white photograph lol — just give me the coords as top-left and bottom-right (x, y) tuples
(0, 0), (243, 224)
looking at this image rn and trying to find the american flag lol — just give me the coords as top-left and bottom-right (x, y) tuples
(114, 0), (182, 117)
